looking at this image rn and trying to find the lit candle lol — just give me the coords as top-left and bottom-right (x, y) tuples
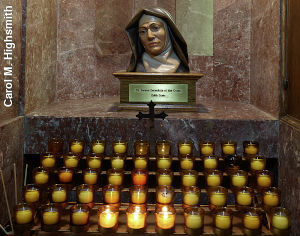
(104, 186), (120, 204)
(127, 205), (147, 230)
(111, 156), (125, 169)
(87, 155), (102, 169)
(183, 187), (200, 206)
(64, 154), (79, 169)
(215, 214), (231, 229)
(83, 168), (98, 185)
(243, 215), (260, 230)
(71, 206), (89, 225)
(132, 169), (148, 185)
(113, 141), (127, 154)
(70, 139), (84, 154)
(157, 156), (172, 169)
(156, 206), (176, 230)
(134, 140), (150, 156)
(203, 156), (218, 169)
(34, 169), (49, 185)
(182, 170), (197, 187)
(24, 185), (40, 203)
(99, 207), (118, 229)
(134, 157), (147, 169)
(15, 205), (34, 225)
(41, 153), (56, 169)
(222, 141), (236, 155)
(108, 169), (123, 186)
(156, 140), (171, 155)
(92, 140), (105, 154)
(180, 156), (194, 170)
(200, 142), (214, 156)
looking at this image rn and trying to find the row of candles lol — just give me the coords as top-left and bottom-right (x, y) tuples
(13, 139), (290, 235)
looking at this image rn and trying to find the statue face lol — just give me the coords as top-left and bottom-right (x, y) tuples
(139, 21), (166, 56)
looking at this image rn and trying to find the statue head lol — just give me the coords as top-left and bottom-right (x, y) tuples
(125, 8), (189, 73)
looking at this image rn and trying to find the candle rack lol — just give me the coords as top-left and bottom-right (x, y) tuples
(22, 154), (278, 235)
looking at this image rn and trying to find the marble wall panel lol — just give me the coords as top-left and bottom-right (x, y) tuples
(0, 1), (22, 121)
(250, 0), (280, 118)
(25, 116), (279, 159)
(279, 119), (300, 236)
(134, 0), (176, 18)
(24, 0), (57, 113)
(0, 117), (24, 225)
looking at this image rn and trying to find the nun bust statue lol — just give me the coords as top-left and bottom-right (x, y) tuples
(125, 8), (190, 73)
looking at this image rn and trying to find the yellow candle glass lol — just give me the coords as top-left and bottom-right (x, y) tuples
(113, 140), (127, 154)
(111, 154), (125, 169)
(243, 208), (262, 232)
(271, 207), (291, 236)
(58, 167), (74, 184)
(235, 187), (253, 210)
(243, 141), (259, 156)
(98, 205), (119, 233)
(134, 140), (150, 156)
(263, 187), (280, 208)
(230, 170), (248, 190)
(40, 152), (56, 170)
(50, 184), (68, 204)
(180, 155), (194, 170)
(133, 156), (148, 169)
(156, 185), (174, 204)
(221, 141), (237, 156)
(209, 186), (228, 210)
(157, 154), (172, 169)
(41, 203), (61, 231)
(214, 208), (232, 233)
(33, 167), (50, 186)
(48, 137), (63, 154)
(130, 185), (147, 204)
(14, 203), (34, 225)
(23, 184), (40, 204)
(181, 170), (198, 187)
(156, 140), (171, 155)
(203, 155), (218, 170)
(91, 139), (105, 154)
(70, 139), (84, 155)
(63, 152), (80, 169)
(83, 168), (98, 185)
(205, 169), (223, 189)
(184, 207), (204, 235)
(103, 184), (121, 204)
(178, 141), (193, 155)
(199, 141), (215, 156)
(126, 204), (147, 233)
(249, 155), (266, 172)
(76, 184), (94, 207)
(107, 168), (124, 186)
(155, 205), (176, 233)
(256, 170), (272, 190)
(132, 169), (148, 185)
(70, 204), (90, 229)
(157, 169), (173, 186)
(182, 186), (200, 207)
(86, 153), (102, 170)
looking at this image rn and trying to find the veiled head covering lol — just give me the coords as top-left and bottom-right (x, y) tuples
(125, 8), (189, 72)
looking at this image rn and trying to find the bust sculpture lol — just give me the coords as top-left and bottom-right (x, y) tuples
(125, 8), (189, 73)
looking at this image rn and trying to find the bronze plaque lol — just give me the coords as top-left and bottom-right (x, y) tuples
(129, 84), (188, 103)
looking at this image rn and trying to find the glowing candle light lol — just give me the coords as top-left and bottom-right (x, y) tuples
(156, 140), (171, 155)
(98, 205), (119, 230)
(155, 205), (176, 230)
(134, 140), (150, 156)
(127, 204), (147, 231)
